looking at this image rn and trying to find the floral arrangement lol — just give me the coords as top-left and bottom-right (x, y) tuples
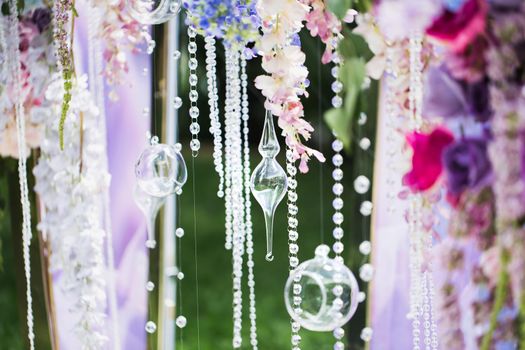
(183, 0), (260, 53)
(34, 74), (109, 349)
(52, 0), (75, 150)
(0, 5), (55, 158)
(88, 0), (152, 100)
(254, 0), (326, 173)
(357, 0), (525, 347)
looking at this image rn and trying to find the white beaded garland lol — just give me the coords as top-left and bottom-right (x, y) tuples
(407, 31), (438, 350)
(204, 35), (225, 198)
(187, 25), (200, 156)
(330, 136), (349, 348)
(241, 55), (259, 349)
(3, 4), (35, 348)
(286, 147), (302, 349)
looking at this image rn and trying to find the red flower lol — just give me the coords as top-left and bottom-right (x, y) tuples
(403, 127), (455, 192)
(426, 0), (487, 53)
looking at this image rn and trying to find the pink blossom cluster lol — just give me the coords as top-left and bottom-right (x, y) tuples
(254, 0), (325, 173)
(90, 0), (151, 100)
(0, 7), (56, 158)
(304, 0), (342, 64)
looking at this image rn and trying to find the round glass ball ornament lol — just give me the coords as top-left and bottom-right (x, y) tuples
(284, 245), (360, 332)
(135, 143), (187, 197)
(127, 0), (182, 24)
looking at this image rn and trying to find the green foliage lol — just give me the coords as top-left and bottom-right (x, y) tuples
(324, 57), (366, 152)
(327, 0), (373, 18)
(323, 27), (374, 154)
(1, 0), (25, 16)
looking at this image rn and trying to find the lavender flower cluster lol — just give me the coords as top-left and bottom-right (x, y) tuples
(52, 0), (74, 149)
(183, 0), (260, 54)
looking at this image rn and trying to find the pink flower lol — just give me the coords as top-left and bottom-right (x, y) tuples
(403, 126), (455, 192)
(426, 0), (487, 53)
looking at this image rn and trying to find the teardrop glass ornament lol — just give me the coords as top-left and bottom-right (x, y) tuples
(134, 184), (166, 249)
(250, 110), (288, 262)
(126, 0), (182, 25)
(135, 143), (187, 198)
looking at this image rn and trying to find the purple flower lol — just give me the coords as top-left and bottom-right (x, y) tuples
(31, 8), (52, 33)
(443, 137), (492, 194)
(424, 66), (491, 122)
(465, 81), (491, 122)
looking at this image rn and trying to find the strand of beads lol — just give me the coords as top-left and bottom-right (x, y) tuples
(224, 46), (246, 348)
(223, 47), (234, 252)
(241, 56), (259, 349)
(285, 147), (301, 350)
(330, 138), (346, 350)
(383, 43), (401, 214)
(5, 2), (35, 347)
(407, 31), (439, 350)
(174, 224), (188, 333)
(355, 111), (374, 344)
(408, 31), (422, 350)
(331, 51), (343, 109)
(188, 25), (200, 156)
(204, 35), (224, 198)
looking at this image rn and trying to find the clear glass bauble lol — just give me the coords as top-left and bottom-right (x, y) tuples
(284, 245), (360, 332)
(135, 143), (187, 197)
(126, 0), (182, 25)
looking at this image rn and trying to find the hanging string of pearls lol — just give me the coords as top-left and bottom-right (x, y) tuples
(331, 139), (347, 350)
(241, 56), (259, 349)
(223, 45), (252, 349)
(204, 35), (225, 198)
(3, 2), (35, 348)
(407, 31), (438, 350)
(188, 25), (200, 156)
(383, 42), (403, 214)
(285, 147), (302, 349)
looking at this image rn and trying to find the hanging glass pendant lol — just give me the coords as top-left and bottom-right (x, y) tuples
(250, 110), (288, 262)
(284, 245), (360, 332)
(135, 142), (187, 198)
(134, 184), (166, 249)
(126, 0), (182, 25)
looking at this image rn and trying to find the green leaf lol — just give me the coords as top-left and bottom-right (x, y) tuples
(326, 0), (352, 20)
(338, 28), (374, 61)
(324, 57), (366, 152)
(324, 108), (352, 151)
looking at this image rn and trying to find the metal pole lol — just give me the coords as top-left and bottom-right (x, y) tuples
(158, 14), (179, 350)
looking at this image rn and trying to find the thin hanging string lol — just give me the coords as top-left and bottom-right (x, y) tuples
(317, 39), (325, 244)
(151, 27), (157, 137)
(358, 93), (368, 245)
(5, 3), (35, 348)
(177, 195), (184, 350)
(191, 158), (201, 350)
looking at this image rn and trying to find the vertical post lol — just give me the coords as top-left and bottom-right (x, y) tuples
(158, 15), (180, 350)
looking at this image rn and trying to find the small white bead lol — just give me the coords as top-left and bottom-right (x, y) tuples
(360, 327), (373, 342)
(145, 321), (157, 334)
(359, 240), (372, 255)
(175, 228), (185, 238)
(176, 316), (187, 328)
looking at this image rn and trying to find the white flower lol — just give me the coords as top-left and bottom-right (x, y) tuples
(34, 74), (109, 349)
(256, 0), (309, 28)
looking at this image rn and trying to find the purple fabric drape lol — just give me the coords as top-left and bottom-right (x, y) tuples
(52, 2), (149, 348)
(369, 86), (412, 349)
